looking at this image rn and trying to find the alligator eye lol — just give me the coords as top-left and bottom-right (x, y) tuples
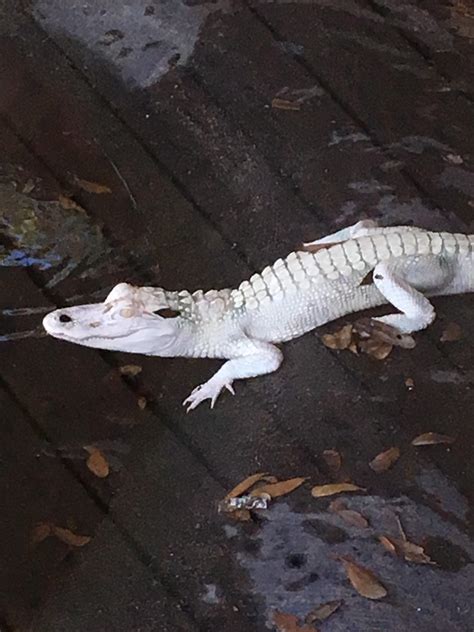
(153, 308), (180, 318)
(59, 314), (72, 323)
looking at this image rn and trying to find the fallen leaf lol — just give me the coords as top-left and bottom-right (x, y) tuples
(354, 318), (415, 349)
(369, 447), (400, 473)
(311, 483), (364, 498)
(337, 509), (369, 528)
(271, 98), (301, 111)
(378, 535), (434, 565)
(58, 194), (83, 211)
(322, 449), (342, 472)
(305, 599), (342, 624)
(440, 322), (463, 342)
(31, 522), (52, 545)
(51, 525), (91, 547)
(321, 324), (354, 350)
(379, 535), (397, 554)
(74, 177), (112, 194)
(359, 339), (393, 360)
(225, 472), (269, 499)
(411, 432), (455, 446)
(229, 509), (252, 522)
(250, 477), (306, 498)
(84, 446), (110, 478)
(339, 557), (387, 600)
(272, 611), (316, 632)
(119, 364), (143, 376)
(137, 396), (147, 410)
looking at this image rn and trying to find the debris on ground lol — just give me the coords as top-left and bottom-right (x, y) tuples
(84, 445), (110, 478)
(411, 432), (455, 446)
(311, 483), (365, 498)
(31, 523), (91, 547)
(328, 499), (369, 528)
(272, 610), (318, 632)
(119, 364), (143, 376)
(440, 321), (463, 342)
(379, 535), (434, 565)
(304, 599), (342, 624)
(219, 473), (306, 520)
(369, 446), (400, 473)
(338, 556), (387, 600)
(72, 175), (112, 194)
(321, 318), (415, 360)
(321, 449), (342, 473)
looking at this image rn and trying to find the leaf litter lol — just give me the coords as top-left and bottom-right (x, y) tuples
(272, 611), (318, 632)
(305, 599), (342, 624)
(440, 321), (463, 342)
(31, 523), (91, 547)
(321, 318), (415, 360)
(322, 449), (342, 472)
(220, 473), (306, 519)
(338, 556), (387, 600)
(73, 176), (112, 194)
(379, 535), (434, 565)
(84, 445), (110, 478)
(329, 499), (369, 528)
(411, 432), (455, 446)
(369, 447), (400, 473)
(311, 483), (365, 498)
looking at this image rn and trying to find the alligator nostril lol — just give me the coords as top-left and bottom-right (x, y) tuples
(59, 314), (72, 323)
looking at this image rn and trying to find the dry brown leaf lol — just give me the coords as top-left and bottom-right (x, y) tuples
(58, 194), (83, 211)
(322, 324), (354, 350)
(305, 599), (342, 624)
(369, 447), (400, 473)
(354, 318), (415, 349)
(229, 509), (252, 522)
(137, 396), (147, 410)
(84, 446), (110, 478)
(74, 177), (112, 194)
(272, 611), (316, 632)
(311, 483), (364, 498)
(250, 477), (306, 498)
(31, 522), (52, 545)
(119, 364), (143, 376)
(322, 449), (342, 472)
(359, 339), (393, 360)
(225, 472), (269, 499)
(379, 535), (397, 554)
(411, 432), (455, 446)
(328, 499), (369, 527)
(338, 509), (369, 528)
(440, 322), (463, 342)
(339, 557), (387, 600)
(51, 525), (91, 547)
(271, 98), (301, 111)
(378, 535), (433, 565)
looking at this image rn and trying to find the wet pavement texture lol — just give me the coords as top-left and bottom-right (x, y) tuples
(0, 1), (473, 631)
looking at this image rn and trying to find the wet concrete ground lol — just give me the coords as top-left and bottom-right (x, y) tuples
(0, 1), (473, 630)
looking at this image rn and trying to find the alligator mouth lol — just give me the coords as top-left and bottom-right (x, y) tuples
(49, 330), (131, 343)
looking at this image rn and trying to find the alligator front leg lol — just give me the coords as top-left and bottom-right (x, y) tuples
(183, 341), (283, 412)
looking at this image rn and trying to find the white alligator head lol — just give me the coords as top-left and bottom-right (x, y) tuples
(42, 282), (186, 356)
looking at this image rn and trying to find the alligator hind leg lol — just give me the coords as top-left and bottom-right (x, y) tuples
(371, 261), (437, 333)
(303, 219), (378, 248)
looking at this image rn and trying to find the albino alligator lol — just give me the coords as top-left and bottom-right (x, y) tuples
(43, 221), (474, 410)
